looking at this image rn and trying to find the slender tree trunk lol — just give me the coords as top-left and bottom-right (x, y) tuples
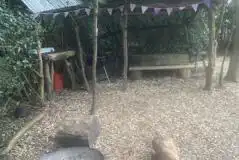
(74, 26), (90, 91)
(122, 1), (128, 90)
(91, 0), (99, 115)
(225, 0), (239, 82)
(204, 6), (216, 90)
(36, 25), (44, 101)
(219, 26), (236, 86)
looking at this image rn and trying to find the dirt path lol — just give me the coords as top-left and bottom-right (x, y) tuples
(4, 58), (239, 160)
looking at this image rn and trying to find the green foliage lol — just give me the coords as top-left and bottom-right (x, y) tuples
(188, 8), (209, 53)
(0, 1), (42, 103)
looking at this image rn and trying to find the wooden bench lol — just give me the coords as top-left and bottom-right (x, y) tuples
(129, 54), (194, 79)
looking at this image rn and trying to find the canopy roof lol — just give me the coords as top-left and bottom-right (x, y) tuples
(21, 0), (210, 13)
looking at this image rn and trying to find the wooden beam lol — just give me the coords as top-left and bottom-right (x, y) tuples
(122, 0), (128, 90)
(129, 64), (194, 71)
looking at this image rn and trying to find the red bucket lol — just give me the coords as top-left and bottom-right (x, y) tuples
(54, 72), (64, 93)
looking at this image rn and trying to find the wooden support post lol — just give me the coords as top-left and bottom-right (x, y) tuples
(44, 61), (52, 99)
(122, 0), (128, 90)
(91, 0), (99, 115)
(50, 61), (54, 92)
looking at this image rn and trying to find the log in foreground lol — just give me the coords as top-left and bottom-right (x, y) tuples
(152, 136), (179, 160)
(40, 116), (104, 160)
(40, 147), (104, 160)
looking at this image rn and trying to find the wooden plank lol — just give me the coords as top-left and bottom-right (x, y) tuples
(129, 64), (194, 71)
(45, 51), (75, 61)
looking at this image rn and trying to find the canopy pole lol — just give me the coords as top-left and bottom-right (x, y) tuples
(122, 0), (128, 90)
(91, 0), (99, 115)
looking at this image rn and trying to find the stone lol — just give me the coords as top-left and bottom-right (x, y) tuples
(152, 136), (179, 160)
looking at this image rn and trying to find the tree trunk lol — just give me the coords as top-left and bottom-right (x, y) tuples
(219, 26), (236, 86)
(91, 0), (99, 115)
(225, 0), (239, 82)
(36, 26), (44, 101)
(122, 1), (128, 90)
(74, 26), (90, 92)
(204, 6), (216, 90)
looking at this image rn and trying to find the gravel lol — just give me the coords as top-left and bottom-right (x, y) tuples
(6, 59), (239, 160)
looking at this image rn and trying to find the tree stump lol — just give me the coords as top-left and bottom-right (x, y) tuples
(152, 136), (180, 160)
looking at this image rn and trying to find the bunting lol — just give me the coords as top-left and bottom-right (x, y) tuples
(179, 6), (185, 10)
(119, 5), (124, 13)
(141, 6), (148, 14)
(154, 8), (161, 15)
(192, 4), (199, 12)
(64, 12), (69, 17)
(85, 8), (91, 15)
(34, 0), (211, 19)
(107, 8), (113, 15)
(166, 8), (173, 15)
(130, 4), (136, 12)
(74, 9), (81, 15)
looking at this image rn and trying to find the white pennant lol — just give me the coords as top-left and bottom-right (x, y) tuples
(130, 4), (136, 11)
(32, 13), (39, 19)
(154, 8), (161, 14)
(179, 6), (185, 10)
(74, 9), (81, 15)
(107, 8), (113, 15)
(85, 8), (91, 15)
(64, 12), (69, 17)
(192, 4), (199, 12)
(53, 13), (60, 18)
(119, 5), (124, 13)
(141, 6), (148, 13)
(166, 8), (173, 15)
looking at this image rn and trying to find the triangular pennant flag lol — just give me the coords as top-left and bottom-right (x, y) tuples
(166, 8), (173, 15)
(130, 3), (136, 12)
(119, 5), (124, 13)
(203, 0), (211, 8)
(32, 13), (39, 19)
(53, 13), (60, 19)
(179, 6), (185, 10)
(85, 8), (91, 15)
(141, 6), (148, 14)
(192, 4), (199, 12)
(74, 9), (81, 15)
(64, 12), (69, 17)
(107, 8), (113, 15)
(154, 8), (161, 15)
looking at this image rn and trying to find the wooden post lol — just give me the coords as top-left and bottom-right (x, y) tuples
(123, 0), (128, 90)
(91, 0), (99, 115)
(50, 61), (54, 92)
(204, 3), (215, 90)
(44, 61), (52, 99)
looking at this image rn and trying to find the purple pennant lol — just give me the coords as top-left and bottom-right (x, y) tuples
(154, 8), (161, 15)
(202, 0), (211, 8)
